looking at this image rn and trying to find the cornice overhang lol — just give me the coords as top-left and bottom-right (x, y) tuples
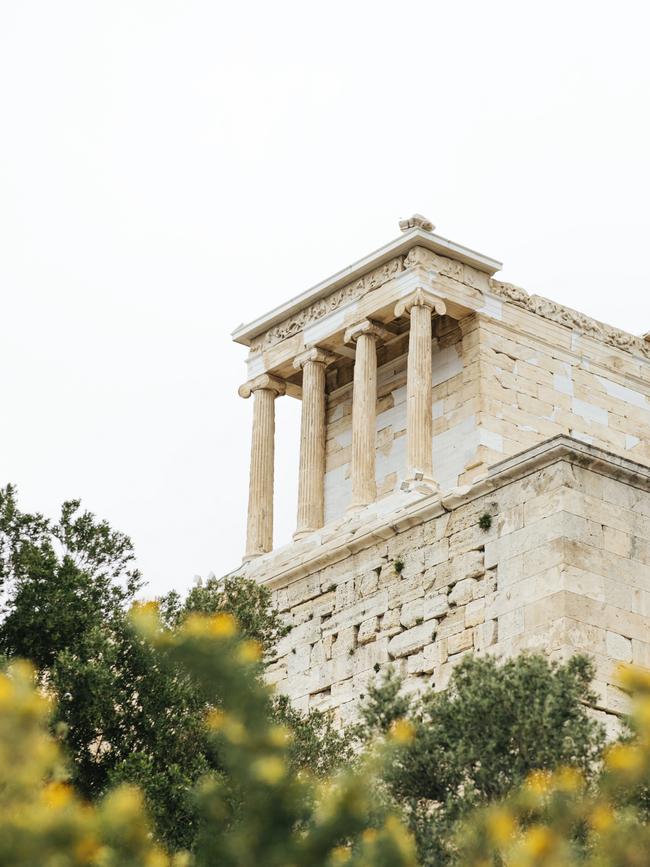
(231, 227), (502, 347)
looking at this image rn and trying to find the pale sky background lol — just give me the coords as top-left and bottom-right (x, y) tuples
(1, 1), (649, 598)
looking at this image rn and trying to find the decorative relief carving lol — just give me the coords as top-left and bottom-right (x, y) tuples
(250, 257), (404, 352)
(249, 244), (648, 363)
(490, 280), (650, 361)
(404, 246), (463, 281)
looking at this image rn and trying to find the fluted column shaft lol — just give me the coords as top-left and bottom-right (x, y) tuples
(238, 374), (285, 560)
(294, 348), (333, 538)
(395, 289), (447, 485)
(406, 302), (433, 477)
(344, 320), (392, 509)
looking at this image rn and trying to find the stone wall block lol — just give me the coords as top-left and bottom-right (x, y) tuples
(606, 631), (633, 662)
(449, 577), (476, 607)
(388, 576), (425, 609)
(407, 643), (439, 675)
(465, 598), (485, 628)
(436, 608), (466, 640)
(331, 626), (357, 657)
(357, 615), (380, 644)
(448, 629), (474, 655)
(400, 599), (424, 629)
(276, 619), (321, 657)
(422, 593), (449, 620)
(476, 618), (498, 650)
(424, 539), (449, 569)
(287, 646), (311, 677)
(356, 571), (380, 597)
(335, 580), (355, 610)
(388, 620), (438, 659)
(353, 636), (390, 673)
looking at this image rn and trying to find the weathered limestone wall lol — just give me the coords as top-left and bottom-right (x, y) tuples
(459, 308), (650, 485)
(253, 440), (650, 731)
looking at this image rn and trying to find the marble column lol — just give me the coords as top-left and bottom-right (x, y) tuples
(395, 289), (447, 484)
(344, 320), (392, 509)
(238, 374), (286, 560)
(293, 347), (334, 538)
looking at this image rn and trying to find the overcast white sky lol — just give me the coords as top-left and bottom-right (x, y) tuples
(1, 1), (649, 598)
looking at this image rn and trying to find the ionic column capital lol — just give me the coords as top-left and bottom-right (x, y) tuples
(395, 288), (447, 319)
(344, 319), (393, 347)
(293, 346), (335, 370)
(238, 374), (286, 399)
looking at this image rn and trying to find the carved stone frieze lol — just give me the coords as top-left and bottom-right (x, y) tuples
(404, 246), (463, 281)
(250, 256), (404, 352)
(490, 280), (650, 361)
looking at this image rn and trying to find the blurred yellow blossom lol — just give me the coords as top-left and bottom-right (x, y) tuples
(237, 639), (262, 663)
(390, 718), (415, 744)
(487, 807), (516, 845)
(252, 756), (286, 785)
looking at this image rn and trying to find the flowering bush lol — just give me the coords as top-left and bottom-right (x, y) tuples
(0, 606), (417, 867)
(132, 605), (418, 867)
(0, 660), (178, 867)
(456, 665), (650, 866)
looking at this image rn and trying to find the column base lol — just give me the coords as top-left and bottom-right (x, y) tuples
(346, 500), (373, 514)
(292, 527), (319, 541)
(400, 474), (439, 494)
(242, 550), (265, 563)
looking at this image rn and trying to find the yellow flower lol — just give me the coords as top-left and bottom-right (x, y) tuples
(605, 743), (644, 774)
(268, 725), (292, 748)
(252, 756), (286, 785)
(390, 718), (415, 744)
(238, 639), (263, 663)
(10, 659), (36, 681)
(590, 803), (615, 832)
(74, 834), (101, 862)
(145, 850), (170, 867)
(183, 614), (212, 638)
(487, 808), (516, 845)
(617, 664), (650, 693)
(554, 766), (582, 792)
(362, 828), (377, 844)
(42, 781), (73, 810)
(634, 696), (650, 731)
(526, 769), (552, 795)
(129, 601), (161, 638)
(0, 675), (14, 706)
(521, 825), (555, 858)
(206, 709), (227, 730)
(331, 845), (350, 864)
(208, 613), (238, 638)
(384, 815), (417, 860)
(103, 785), (144, 823)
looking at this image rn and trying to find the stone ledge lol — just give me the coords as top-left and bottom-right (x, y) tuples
(234, 435), (650, 592)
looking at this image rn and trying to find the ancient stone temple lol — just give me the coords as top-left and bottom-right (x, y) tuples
(231, 215), (650, 729)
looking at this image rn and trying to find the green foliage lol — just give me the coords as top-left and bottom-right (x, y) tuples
(0, 660), (182, 867)
(161, 575), (290, 659)
(478, 513), (492, 531)
(0, 619), (417, 867)
(0, 485), (351, 853)
(455, 665), (650, 866)
(132, 607), (418, 867)
(360, 654), (606, 865)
